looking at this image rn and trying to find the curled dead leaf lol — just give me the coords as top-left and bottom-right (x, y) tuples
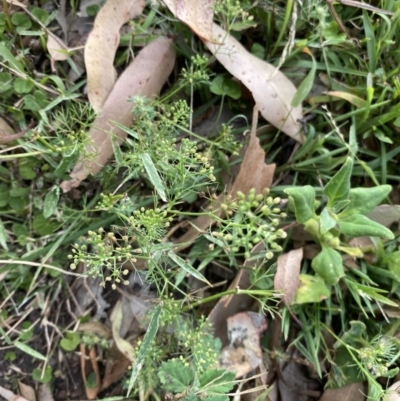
(46, 34), (70, 72)
(85, 0), (146, 111)
(203, 24), (304, 142)
(80, 344), (101, 400)
(0, 385), (30, 401)
(219, 311), (267, 378)
(60, 36), (176, 192)
(274, 248), (303, 307)
(163, 0), (216, 41)
(110, 300), (137, 362)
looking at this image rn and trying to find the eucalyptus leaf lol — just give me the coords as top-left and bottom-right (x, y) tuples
(339, 214), (394, 239)
(323, 157), (353, 207)
(311, 245), (344, 285)
(284, 186), (316, 223)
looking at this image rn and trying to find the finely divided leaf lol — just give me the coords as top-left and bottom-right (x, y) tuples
(284, 186), (316, 224)
(323, 157), (353, 207)
(60, 37), (175, 192)
(158, 359), (194, 393)
(339, 214), (394, 239)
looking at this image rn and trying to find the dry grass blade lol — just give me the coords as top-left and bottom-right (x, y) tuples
(203, 24), (304, 142)
(0, 386), (30, 401)
(85, 0), (146, 111)
(60, 36), (176, 192)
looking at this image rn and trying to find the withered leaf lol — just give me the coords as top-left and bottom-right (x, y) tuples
(163, 0), (216, 41)
(60, 36), (176, 192)
(203, 24), (304, 142)
(85, 0), (146, 111)
(274, 247), (303, 307)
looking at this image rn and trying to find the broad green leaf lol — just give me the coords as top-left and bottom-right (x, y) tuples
(387, 251), (400, 280)
(205, 396), (229, 401)
(0, 218), (8, 250)
(0, 184), (10, 207)
(32, 214), (58, 236)
(199, 369), (236, 394)
(311, 245), (344, 285)
(158, 359), (194, 393)
(141, 152), (167, 202)
(43, 186), (60, 218)
(14, 77), (34, 94)
(319, 208), (337, 235)
(19, 158), (37, 180)
(339, 185), (392, 218)
(210, 75), (241, 99)
(284, 186), (316, 224)
(294, 274), (330, 304)
(32, 366), (53, 384)
(168, 251), (211, 286)
(291, 52), (316, 107)
(367, 378), (382, 401)
(323, 157), (353, 207)
(0, 42), (25, 73)
(128, 305), (161, 395)
(60, 332), (80, 351)
(15, 341), (47, 361)
(339, 214), (394, 239)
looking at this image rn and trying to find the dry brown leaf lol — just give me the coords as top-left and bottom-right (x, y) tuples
(163, 0), (216, 41)
(274, 248), (303, 307)
(110, 300), (137, 362)
(219, 311), (267, 378)
(387, 381), (400, 401)
(78, 321), (112, 338)
(368, 205), (400, 228)
(60, 36), (176, 192)
(101, 348), (131, 391)
(0, 386), (29, 401)
(208, 269), (253, 345)
(175, 107), (275, 247)
(318, 383), (364, 401)
(37, 384), (54, 401)
(17, 383), (35, 401)
(80, 344), (101, 400)
(203, 24), (304, 142)
(278, 360), (320, 401)
(46, 34), (69, 72)
(85, 0), (146, 111)
(0, 118), (24, 144)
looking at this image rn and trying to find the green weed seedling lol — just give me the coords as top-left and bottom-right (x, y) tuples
(285, 156), (393, 286)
